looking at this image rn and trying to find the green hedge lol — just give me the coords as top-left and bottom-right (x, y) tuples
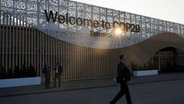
(0, 65), (37, 79)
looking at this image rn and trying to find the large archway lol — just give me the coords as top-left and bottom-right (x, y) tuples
(121, 32), (184, 71)
(147, 47), (184, 73)
(154, 47), (184, 72)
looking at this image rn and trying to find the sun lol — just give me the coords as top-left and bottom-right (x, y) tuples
(115, 28), (122, 34)
(113, 27), (125, 37)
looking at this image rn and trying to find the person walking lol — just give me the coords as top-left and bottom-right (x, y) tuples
(53, 62), (63, 88)
(110, 54), (132, 104)
(42, 63), (51, 89)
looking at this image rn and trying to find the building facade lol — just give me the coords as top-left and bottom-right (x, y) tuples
(1, 0), (184, 81)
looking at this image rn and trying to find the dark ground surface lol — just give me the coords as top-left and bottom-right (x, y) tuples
(0, 72), (184, 104)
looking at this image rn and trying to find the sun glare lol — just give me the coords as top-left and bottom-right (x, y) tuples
(115, 28), (122, 34)
(113, 27), (124, 37)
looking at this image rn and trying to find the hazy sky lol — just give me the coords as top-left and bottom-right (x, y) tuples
(72, 0), (184, 24)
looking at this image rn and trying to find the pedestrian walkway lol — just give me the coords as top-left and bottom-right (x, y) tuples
(0, 72), (184, 97)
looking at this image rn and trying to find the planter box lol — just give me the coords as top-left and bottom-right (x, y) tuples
(0, 77), (41, 88)
(133, 70), (158, 76)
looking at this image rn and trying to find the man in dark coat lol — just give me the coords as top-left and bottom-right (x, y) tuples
(42, 63), (51, 89)
(110, 54), (132, 104)
(53, 62), (63, 88)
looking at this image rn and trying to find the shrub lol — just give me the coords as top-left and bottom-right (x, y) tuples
(0, 65), (37, 79)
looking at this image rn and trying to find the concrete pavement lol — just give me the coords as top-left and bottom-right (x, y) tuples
(0, 72), (184, 97)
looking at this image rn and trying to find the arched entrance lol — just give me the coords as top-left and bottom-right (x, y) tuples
(152, 47), (184, 73)
(122, 32), (184, 73)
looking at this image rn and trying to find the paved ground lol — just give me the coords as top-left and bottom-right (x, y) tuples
(0, 73), (184, 104)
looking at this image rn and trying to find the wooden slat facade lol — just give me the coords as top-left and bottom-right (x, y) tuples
(0, 12), (121, 81)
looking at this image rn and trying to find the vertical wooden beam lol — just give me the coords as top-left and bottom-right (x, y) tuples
(5, 13), (8, 71)
(18, 15), (21, 68)
(9, 14), (12, 71)
(12, 14), (15, 73)
(0, 12), (2, 67)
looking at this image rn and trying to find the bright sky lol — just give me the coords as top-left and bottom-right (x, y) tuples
(72, 0), (184, 24)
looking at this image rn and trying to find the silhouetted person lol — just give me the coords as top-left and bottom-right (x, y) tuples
(42, 63), (51, 89)
(110, 54), (132, 104)
(53, 62), (63, 88)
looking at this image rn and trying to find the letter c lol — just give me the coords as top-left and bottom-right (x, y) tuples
(69, 17), (75, 25)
